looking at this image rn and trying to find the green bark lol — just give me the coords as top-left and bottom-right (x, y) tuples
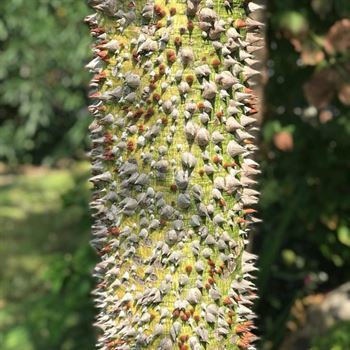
(86, 1), (263, 349)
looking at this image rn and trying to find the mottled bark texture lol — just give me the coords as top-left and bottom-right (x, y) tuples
(86, 1), (263, 349)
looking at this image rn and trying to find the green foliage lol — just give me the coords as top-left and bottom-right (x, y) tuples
(311, 321), (350, 350)
(256, 0), (350, 348)
(0, 0), (91, 164)
(0, 163), (96, 350)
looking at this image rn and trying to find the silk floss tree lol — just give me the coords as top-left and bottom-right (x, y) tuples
(86, 0), (264, 349)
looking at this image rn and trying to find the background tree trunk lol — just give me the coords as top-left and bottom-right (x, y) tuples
(86, 1), (263, 349)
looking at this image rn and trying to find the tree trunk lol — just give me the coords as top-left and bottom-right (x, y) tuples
(86, 1), (263, 349)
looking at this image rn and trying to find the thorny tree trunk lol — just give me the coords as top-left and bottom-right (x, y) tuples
(86, 1), (264, 349)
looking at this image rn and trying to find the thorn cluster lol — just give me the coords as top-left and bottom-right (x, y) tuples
(86, 0), (264, 349)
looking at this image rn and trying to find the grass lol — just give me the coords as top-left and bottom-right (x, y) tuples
(0, 162), (97, 350)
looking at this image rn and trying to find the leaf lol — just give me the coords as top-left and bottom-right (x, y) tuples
(324, 19), (350, 54)
(0, 19), (8, 40)
(273, 131), (294, 152)
(263, 120), (282, 143)
(282, 249), (297, 266)
(311, 0), (333, 19)
(337, 225), (350, 247)
(278, 11), (309, 37)
(303, 68), (340, 108)
(338, 84), (350, 106)
(301, 43), (324, 66)
(319, 109), (334, 124)
(291, 38), (325, 66)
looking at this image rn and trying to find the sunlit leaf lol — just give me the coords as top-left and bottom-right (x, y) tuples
(337, 225), (350, 247)
(278, 11), (309, 37)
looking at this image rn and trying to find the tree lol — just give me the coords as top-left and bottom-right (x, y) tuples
(0, 0), (91, 164)
(86, 1), (263, 349)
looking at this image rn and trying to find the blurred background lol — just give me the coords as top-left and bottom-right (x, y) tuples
(0, 0), (349, 349)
